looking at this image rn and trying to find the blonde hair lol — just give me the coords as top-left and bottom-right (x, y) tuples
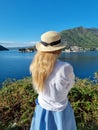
(30, 50), (61, 92)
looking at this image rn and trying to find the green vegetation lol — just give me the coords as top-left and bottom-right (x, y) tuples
(69, 77), (98, 130)
(60, 26), (98, 50)
(0, 76), (98, 130)
(0, 78), (37, 130)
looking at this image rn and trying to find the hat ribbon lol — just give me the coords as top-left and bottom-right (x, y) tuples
(41, 39), (61, 46)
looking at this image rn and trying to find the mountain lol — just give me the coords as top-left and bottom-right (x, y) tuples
(7, 26), (98, 52)
(0, 45), (9, 51)
(60, 26), (98, 50)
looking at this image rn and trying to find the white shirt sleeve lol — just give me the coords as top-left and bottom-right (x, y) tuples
(62, 64), (75, 94)
(48, 63), (75, 101)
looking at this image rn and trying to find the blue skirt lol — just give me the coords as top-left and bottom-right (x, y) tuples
(30, 100), (77, 130)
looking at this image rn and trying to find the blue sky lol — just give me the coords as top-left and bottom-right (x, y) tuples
(0, 0), (98, 47)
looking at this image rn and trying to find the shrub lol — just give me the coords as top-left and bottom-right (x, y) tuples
(69, 78), (98, 130)
(0, 77), (98, 130)
(0, 77), (37, 130)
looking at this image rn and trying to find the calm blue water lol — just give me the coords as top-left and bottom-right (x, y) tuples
(60, 51), (98, 79)
(0, 50), (98, 84)
(0, 50), (35, 84)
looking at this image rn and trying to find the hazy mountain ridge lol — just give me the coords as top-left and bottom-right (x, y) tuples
(60, 26), (98, 49)
(0, 45), (9, 51)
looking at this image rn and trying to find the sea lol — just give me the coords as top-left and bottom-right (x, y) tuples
(0, 50), (98, 85)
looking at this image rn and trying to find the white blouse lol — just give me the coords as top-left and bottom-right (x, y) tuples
(38, 60), (75, 111)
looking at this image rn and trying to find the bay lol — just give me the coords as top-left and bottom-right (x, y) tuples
(60, 51), (98, 79)
(0, 50), (35, 84)
(0, 50), (98, 85)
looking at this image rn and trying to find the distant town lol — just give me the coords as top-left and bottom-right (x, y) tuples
(18, 45), (98, 53)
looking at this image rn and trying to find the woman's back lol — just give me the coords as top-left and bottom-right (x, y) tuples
(38, 60), (75, 111)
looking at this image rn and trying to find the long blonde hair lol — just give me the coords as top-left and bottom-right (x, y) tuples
(30, 50), (61, 92)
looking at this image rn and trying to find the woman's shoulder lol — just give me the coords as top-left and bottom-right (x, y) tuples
(55, 60), (74, 75)
(56, 60), (72, 68)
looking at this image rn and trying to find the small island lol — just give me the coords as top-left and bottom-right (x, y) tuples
(0, 45), (9, 51)
(18, 46), (36, 52)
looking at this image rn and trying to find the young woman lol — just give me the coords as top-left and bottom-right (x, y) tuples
(30, 31), (77, 130)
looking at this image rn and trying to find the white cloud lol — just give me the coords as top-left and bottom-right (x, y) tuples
(0, 40), (37, 48)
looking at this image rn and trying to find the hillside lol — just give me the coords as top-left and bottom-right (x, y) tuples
(0, 45), (9, 51)
(16, 26), (98, 52)
(60, 26), (98, 50)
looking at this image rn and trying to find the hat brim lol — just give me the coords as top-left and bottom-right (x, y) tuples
(36, 42), (66, 52)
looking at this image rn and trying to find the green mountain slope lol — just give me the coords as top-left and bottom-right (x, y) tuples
(60, 26), (98, 49)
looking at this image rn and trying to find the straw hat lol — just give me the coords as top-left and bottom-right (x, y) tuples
(36, 31), (66, 52)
